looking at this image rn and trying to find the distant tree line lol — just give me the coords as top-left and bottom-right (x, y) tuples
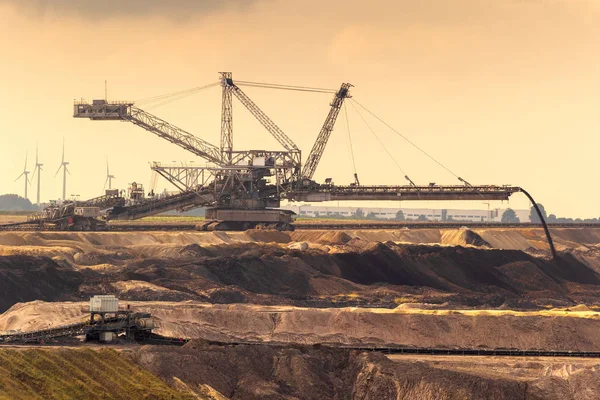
(300, 204), (598, 224)
(501, 203), (600, 224)
(0, 194), (36, 211)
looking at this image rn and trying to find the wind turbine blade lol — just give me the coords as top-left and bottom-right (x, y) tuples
(55, 165), (62, 177)
(66, 166), (71, 175)
(24, 152), (28, 171)
(15, 172), (24, 182)
(35, 142), (39, 164)
(103, 176), (108, 191)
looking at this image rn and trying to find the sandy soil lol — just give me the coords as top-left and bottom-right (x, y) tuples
(1, 226), (600, 250)
(2, 228), (600, 398)
(0, 215), (28, 224)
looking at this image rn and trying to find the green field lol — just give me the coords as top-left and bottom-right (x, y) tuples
(0, 349), (193, 400)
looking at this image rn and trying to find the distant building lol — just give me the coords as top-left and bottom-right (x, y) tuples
(280, 205), (530, 223)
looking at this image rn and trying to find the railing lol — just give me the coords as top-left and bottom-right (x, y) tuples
(73, 100), (134, 105)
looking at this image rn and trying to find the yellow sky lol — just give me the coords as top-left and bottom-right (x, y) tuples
(0, 0), (598, 217)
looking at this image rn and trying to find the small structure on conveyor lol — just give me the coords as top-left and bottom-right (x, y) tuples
(85, 295), (155, 343)
(0, 296), (186, 345)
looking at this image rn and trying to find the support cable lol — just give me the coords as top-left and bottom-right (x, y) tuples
(235, 81), (336, 94)
(351, 99), (464, 183)
(349, 100), (412, 180)
(344, 103), (357, 175)
(146, 82), (220, 110)
(136, 82), (220, 108)
(343, 103), (359, 184)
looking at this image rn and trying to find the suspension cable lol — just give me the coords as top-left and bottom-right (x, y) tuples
(344, 102), (358, 178)
(136, 82), (220, 106)
(351, 98), (461, 180)
(135, 79), (331, 110)
(144, 82), (221, 110)
(349, 100), (411, 177)
(235, 80), (336, 94)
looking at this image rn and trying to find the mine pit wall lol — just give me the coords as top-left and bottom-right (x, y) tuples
(1, 228), (600, 313)
(4, 301), (600, 352)
(0, 342), (595, 400)
(0, 345), (544, 400)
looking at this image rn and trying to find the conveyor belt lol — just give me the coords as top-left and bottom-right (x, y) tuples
(0, 321), (89, 343)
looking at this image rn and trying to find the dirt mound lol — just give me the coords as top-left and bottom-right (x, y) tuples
(0, 230), (290, 249)
(243, 229), (291, 243)
(7, 301), (600, 351)
(3, 227), (600, 253)
(442, 229), (491, 247)
(0, 255), (83, 312)
(2, 241), (600, 311)
(291, 230), (353, 245)
(130, 343), (526, 399)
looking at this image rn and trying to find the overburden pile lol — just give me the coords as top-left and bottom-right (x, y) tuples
(1, 239), (600, 311)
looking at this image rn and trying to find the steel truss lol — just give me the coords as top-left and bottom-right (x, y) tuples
(150, 162), (283, 209)
(74, 101), (224, 165)
(220, 72), (234, 163)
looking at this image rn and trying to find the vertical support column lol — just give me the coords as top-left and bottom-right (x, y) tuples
(220, 72), (233, 165)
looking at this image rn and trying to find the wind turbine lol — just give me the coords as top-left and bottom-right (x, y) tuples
(55, 139), (69, 201)
(14, 152), (30, 199)
(104, 156), (115, 191)
(31, 143), (43, 207)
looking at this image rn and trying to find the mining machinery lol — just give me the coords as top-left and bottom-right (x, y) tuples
(0, 296), (184, 345)
(22, 192), (124, 231)
(71, 72), (521, 231)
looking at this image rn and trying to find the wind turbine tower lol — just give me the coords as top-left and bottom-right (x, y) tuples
(14, 152), (30, 199)
(104, 156), (115, 191)
(32, 144), (43, 207)
(55, 140), (70, 201)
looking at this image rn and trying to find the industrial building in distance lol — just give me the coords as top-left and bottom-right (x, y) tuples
(281, 205), (530, 223)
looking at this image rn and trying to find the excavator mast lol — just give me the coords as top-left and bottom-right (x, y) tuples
(220, 72), (234, 164)
(220, 73), (302, 180)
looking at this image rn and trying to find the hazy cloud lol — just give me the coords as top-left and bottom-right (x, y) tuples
(0, 0), (256, 20)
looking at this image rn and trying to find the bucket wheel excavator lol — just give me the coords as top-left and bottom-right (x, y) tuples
(73, 72), (521, 231)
